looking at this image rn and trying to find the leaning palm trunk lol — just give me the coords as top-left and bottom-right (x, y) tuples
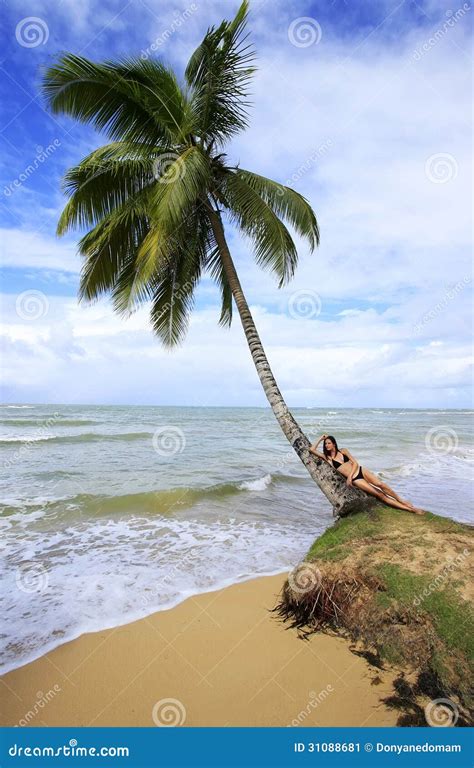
(209, 209), (373, 518)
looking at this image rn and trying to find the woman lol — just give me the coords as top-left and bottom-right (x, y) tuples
(310, 434), (424, 515)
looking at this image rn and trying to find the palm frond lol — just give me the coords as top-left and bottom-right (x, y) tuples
(147, 207), (214, 346)
(205, 245), (233, 326)
(234, 170), (320, 250)
(57, 142), (164, 235)
(219, 170), (298, 286)
(78, 191), (150, 303)
(41, 54), (189, 145)
(149, 145), (211, 229)
(123, 145), (211, 302)
(185, 0), (255, 145)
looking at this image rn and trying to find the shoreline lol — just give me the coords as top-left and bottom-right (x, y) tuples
(0, 567), (292, 678)
(1, 572), (399, 727)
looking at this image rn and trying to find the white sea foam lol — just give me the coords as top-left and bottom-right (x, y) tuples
(238, 474), (273, 491)
(0, 514), (317, 675)
(382, 449), (474, 481)
(2, 405), (34, 409)
(0, 435), (54, 443)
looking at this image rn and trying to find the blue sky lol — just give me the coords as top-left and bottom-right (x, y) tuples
(0, 0), (472, 406)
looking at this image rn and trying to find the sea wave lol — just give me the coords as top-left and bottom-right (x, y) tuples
(238, 473), (273, 491)
(1, 405), (34, 409)
(0, 431), (154, 446)
(0, 419), (100, 427)
(0, 473), (300, 523)
(381, 449), (474, 480)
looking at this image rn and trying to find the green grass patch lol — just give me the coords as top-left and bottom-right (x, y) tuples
(306, 506), (386, 562)
(374, 562), (474, 665)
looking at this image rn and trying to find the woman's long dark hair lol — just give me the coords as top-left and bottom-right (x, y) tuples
(323, 435), (339, 458)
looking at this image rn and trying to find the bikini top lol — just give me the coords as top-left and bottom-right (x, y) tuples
(330, 453), (350, 469)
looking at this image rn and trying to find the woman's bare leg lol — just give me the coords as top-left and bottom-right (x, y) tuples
(362, 469), (418, 509)
(353, 478), (424, 514)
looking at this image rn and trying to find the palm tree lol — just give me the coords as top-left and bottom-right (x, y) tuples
(41, 1), (371, 516)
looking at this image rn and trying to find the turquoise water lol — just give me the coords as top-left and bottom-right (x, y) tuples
(1, 404), (473, 673)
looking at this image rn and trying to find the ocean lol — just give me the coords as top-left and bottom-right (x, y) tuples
(1, 404), (473, 674)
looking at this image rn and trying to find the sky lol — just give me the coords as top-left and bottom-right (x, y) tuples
(0, 0), (472, 407)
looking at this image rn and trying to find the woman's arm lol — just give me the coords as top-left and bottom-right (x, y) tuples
(309, 434), (328, 461)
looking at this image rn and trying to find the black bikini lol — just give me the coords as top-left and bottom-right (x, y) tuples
(330, 453), (364, 481)
(330, 453), (350, 469)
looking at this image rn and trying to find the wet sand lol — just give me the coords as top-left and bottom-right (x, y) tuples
(1, 573), (398, 727)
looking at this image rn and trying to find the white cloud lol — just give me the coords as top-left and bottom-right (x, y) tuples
(0, 228), (79, 273)
(0, 0), (472, 406)
(1, 293), (472, 407)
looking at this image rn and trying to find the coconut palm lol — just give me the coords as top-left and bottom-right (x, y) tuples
(41, 0), (370, 516)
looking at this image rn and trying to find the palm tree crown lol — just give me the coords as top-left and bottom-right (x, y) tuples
(42, 0), (319, 347)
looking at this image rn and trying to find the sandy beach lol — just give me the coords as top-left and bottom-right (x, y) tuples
(1, 573), (399, 727)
